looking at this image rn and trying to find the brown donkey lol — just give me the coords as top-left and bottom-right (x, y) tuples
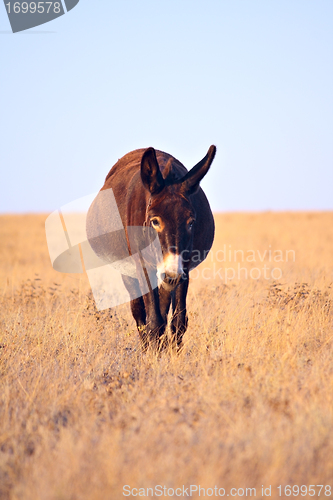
(86, 146), (216, 350)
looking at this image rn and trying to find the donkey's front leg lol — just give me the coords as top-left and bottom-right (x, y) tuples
(121, 275), (149, 349)
(171, 276), (189, 349)
(143, 287), (167, 348)
(129, 257), (166, 350)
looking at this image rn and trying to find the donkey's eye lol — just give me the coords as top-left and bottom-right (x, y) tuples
(188, 219), (195, 230)
(151, 218), (161, 229)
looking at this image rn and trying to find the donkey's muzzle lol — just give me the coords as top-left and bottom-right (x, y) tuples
(157, 252), (185, 290)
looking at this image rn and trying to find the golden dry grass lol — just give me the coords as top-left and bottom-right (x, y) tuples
(0, 212), (333, 499)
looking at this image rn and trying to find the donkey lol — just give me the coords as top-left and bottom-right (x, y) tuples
(86, 145), (216, 350)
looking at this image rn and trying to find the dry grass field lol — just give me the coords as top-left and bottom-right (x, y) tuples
(0, 213), (333, 499)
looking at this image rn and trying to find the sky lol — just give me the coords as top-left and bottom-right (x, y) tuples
(0, 0), (332, 213)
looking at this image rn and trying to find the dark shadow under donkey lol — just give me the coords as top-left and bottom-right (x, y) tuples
(86, 145), (216, 350)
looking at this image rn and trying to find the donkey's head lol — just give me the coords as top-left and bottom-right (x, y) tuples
(141, 145), (216, 288)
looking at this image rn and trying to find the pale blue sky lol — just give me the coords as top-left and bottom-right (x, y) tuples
(0, 0), (332, 212)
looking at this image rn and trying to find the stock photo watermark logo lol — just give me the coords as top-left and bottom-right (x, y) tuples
(3, 0), (79, 33)
(190, 245), (296, 283)
(45, 190), (164, 311)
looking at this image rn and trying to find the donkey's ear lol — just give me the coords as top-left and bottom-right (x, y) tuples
(182, 145), (216, 195)
(141, 148), (165, 194)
